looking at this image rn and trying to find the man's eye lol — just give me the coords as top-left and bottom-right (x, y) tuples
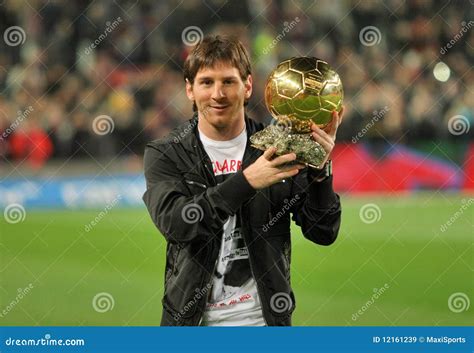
(224, 80), (234, 85)
(202, 80), (212, 85)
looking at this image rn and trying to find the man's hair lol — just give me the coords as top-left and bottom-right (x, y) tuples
(183, 35), (252, 84)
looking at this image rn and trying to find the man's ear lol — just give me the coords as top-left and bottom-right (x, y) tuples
(185, 79), (194, 101)
(244, 74), (253, 99)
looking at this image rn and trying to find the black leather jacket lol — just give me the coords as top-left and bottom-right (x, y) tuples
(142, 115), (341, 326)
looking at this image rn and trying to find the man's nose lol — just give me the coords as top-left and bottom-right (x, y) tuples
(211, 83), (225, 99)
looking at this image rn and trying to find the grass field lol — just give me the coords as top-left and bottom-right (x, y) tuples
(1, 193), (472, 326)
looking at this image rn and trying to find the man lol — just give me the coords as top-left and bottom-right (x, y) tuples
(143, 35), (342, 326)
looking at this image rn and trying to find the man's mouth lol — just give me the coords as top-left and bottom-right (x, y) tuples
(209, 104), (230, 111)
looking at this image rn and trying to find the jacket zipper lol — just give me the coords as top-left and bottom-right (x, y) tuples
(240, 205), (269, 326)
(196, 153), (219, 325)
(185, 180), (208, 189)
(204, 155), (218, 292)
(240, 140), (270, 325)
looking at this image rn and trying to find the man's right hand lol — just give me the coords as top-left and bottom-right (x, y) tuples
(243, 147), (306, 190)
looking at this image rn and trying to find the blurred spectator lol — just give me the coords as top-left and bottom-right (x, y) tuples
(0, 0), (472, 167)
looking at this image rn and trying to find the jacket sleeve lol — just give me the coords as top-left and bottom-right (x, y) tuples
(290, 168), (341, 245)
(142, 144), (257, 245)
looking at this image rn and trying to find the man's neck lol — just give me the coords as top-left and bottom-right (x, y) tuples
(197, 117), (246, 141)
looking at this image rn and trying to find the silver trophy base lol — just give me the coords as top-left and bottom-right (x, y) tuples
(250, 125), (327, 168)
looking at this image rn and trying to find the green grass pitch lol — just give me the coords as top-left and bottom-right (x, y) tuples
(1, 193), (472, 326)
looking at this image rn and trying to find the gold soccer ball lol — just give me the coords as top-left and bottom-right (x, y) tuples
(264, 57), (344, 133)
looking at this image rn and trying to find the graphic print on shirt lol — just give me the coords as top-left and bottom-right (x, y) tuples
(208, 168), (252, 304)
(212, 159), (242, 175)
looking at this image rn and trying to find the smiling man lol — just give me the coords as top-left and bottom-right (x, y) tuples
(143, 35), (343, 326)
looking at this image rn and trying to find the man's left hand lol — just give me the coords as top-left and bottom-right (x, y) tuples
(310, 106), (344, 167)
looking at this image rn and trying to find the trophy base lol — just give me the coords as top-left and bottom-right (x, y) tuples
(250, 125), (327, 168)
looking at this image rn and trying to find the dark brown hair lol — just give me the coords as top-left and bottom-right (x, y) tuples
(183, 35), (252, 84)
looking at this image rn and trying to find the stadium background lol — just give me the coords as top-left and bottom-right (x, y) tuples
(0, 0), (472, 326)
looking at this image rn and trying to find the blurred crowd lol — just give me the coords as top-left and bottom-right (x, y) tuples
(0, 0), (473, 167)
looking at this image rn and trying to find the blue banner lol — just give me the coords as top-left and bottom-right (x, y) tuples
(0, 174), (145, 209)
(0, 327), (472, 353)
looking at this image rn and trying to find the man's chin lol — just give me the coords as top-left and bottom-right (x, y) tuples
(203, 113), (230, 127)
(213, 119), (231, 130)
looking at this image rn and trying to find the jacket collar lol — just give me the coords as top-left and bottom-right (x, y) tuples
(177, 113), (265, 154)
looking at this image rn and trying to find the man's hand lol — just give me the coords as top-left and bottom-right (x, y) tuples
(243, 148), (305, 190)
(310, 107), (344, 167)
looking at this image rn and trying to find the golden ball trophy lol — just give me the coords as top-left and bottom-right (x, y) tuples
(250, 57), (343, 168)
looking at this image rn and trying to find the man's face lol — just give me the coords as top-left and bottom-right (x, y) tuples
(186, 61), (252, 131)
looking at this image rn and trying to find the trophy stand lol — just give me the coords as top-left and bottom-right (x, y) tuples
(250, 116), (327, 169)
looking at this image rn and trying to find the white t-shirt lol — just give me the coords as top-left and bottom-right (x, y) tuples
(199, 127), (265, 326)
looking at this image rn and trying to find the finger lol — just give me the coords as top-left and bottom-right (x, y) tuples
(328, 111), (340, 136)
(329, 107), (344, 134)
(339, 106), (345, 122)
(274, 167), (301, 180)
(270, 152), (297, 167)
(276, 163), (306, 173)
(312, 132), (333, 152)
(315, 157), (330, 170)
(263, 146), (277, 160)
(312, 127), (333, 145)
(312, 132), (333, 153)
(311, 122), (331, 133)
